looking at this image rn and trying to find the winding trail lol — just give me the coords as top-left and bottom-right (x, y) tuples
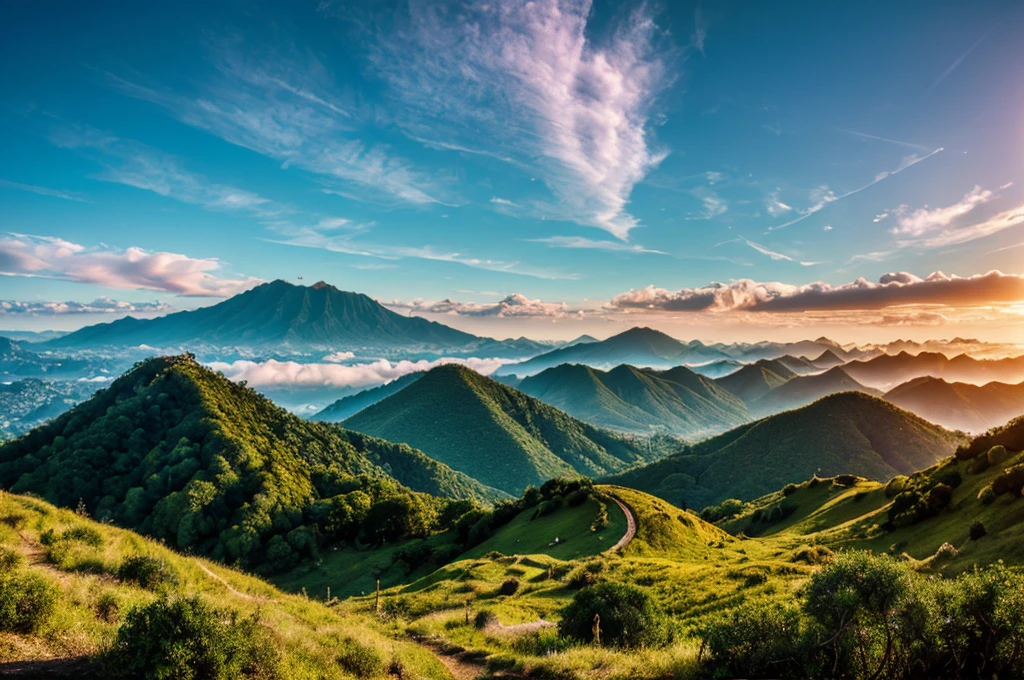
(197, 562), (265, 601)
(606, 493), (637, 552)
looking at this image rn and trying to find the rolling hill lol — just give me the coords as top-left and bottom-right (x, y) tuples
(842, 350), (1024, 390)
(314, 371), (424, 422)
(343, 364), (658, 495)
(603, 392), (965, 510)
(747, 366), (881, 417)
(41, 279), (546, 356)
(715, 359), (796, 403)
(492, 327), (729, 377)
(0, 355), (503, 569)
(884, 377), (1024, 433)
(514, 363), (750, 438)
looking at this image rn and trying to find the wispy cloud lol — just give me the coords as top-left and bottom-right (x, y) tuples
(928, 28), (992, 92)
(103, 39), (446, 206)
(0, 298), (174, 316)
(0, 178), (87, 202)
(838, 128), (932, 152)
(690, 188), (728, 219)
(365, 0), (669, 239)
(890, 185), (994, 237)
(721, 237), (818, 266)
(51, 126), (287, 219)
(691, 6), (708, 55)
(765, 189), (792, 217)
(768, 147), (944, 231)
(904, 203), (1024, 249)
(528, 236), (666, 255)
(0, 233), (261, 297)
(388, 293), (585, 319)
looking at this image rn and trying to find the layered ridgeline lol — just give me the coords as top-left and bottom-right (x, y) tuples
(842, 350), (1024, 390)
(715, 360), (879, 417)
(41, 280), (547, 356)
(884, 376), (1024, 433)
(315, 371), (424, 422)
(493, 327), (731, 377)
(343, 364), (657, 495)
(514, 363), (750, 438)
(604, 392), (965, 510)
(0, 355), (503, 572)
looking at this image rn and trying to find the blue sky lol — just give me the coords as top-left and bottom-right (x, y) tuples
(2, 0), (1023, 341)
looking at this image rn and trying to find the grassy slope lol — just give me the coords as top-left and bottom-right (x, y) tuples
(0, 491), (449, 678)
(345, 365), (654, 495)
(604, 392), (965, 509)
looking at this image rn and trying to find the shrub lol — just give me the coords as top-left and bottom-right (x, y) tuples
(558, 583), (669, 648)
(566, 489), (589, 507)
(928, 483), (954, 512)
(979, 485), (996, 505)
(782, 483), (800, 496)
(105, 596), (281, 679)
(934, 469), (963, 489)
(992, 464), (1024, 497)
(336, 637), (384, 679)
(700, 498), (744, 523)
(474, 610), (497, 629)
(0, 546), (24, 571)
(0, 570), (60, 633)
(394, 542), (434, 574)
(567, 566), (601, 589)
(700, 601), (805, 679)
(885, 475), (908, 498)
(988, 445), (1012, 466)
(969, 522), (987, 541)
(97, 591), (121, 623)
(791, 545), (834, 565)
(537, 498), (563, 517)
(499, 578), (520, 596)
(117, 555), (171, 590)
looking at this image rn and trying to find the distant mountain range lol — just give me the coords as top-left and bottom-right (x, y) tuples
(842, 351), (1024, 390)
(40, 280), (551, 357)
(604, 392), (965, 509)
(343, 364), (658, 495)
(513, 363), (750, 438)
(884, 376), (1024, 433)
(316, 371), (424, 422)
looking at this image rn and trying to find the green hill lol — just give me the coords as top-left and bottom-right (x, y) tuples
(515, 363), (749, 438)
(748, 366), (881, 417)
(715, 358), (795, 403)
(0, 355), (502, 572)
(314, 371), (424, 422)
(884, 376), (1024, 433)
(603, 392), (965, 510)
(344, 364), (658, 495)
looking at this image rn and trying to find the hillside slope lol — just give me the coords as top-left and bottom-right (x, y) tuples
(516, 363), (749, 438)
(884, 376), (1024, 433)
(749, 366), (881, 417)
(344, 365), (657, 495)
(604, 392), (965, 510)
(314, 371), (424, 422)
(715, 359), (796, 403)
(0, 355), (501, 569)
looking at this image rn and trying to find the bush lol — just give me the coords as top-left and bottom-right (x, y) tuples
(0, 569), (60, 633)
(117, 555), (171, 590)
(928, 483), (954, 512)
(336, 637), (384, 679)
(558, 583), (669, 648)
(566, 488), (590, 507)
(988, 445), (1012, 466)
(934, 469), (963, 489)
(782, 483), (800, 496)
(474, 610), (497, 629)
(499, 578), (520, 596)
(700, 498), (744, 523)
(791, 545), (834, 565)
(979, 485), (996, 505)
(992, 464), (1024, 497)
(700, 601), (805, 679)
(0, 546), (25, 571)
(105, 596), (281, 679)
(885, 475), (909, 498)
(969, 521), (987, 540)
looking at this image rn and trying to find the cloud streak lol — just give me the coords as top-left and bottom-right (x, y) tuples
(388, 293), (584, 318)
(0, 233), (262, 297)
(0, 298), (174, 316)
(0, 178), (87, 202)
(368, 0), (668, 239)
(528, 236), (666, 254)
(609, 270), (1024, 314)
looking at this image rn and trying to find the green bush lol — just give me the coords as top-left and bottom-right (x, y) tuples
(782, 483), (800, 496)
(558, 583), (669, 648)
(885, 475), (908, 498)
(0, 569), (60, 633)
(474, 610), (497, 629)
(700, 601), (806, 678)
(336, 637), (385, 679)
(979, 485), (996, 505)
(992, 464), (1024, 497)
(499, 578), (520, 596)
(928, 483), (954, 512)
(117, 555), (171, 590)
(969, 521), (987, 540)
(988, 445), (1012, 466)
(105, 596), (281, 679)
(0, 546), (24, 571)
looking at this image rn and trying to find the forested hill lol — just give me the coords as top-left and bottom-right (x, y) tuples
(344, 364), (658, 495)
(0, 355), (501, 572)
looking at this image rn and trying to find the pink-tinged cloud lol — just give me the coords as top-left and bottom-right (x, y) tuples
(610, 270), (1024, 313)
(0, 233), (262, 297)
(387, 293), (584, 318)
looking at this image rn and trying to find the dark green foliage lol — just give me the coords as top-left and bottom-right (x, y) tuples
(105, 596), (281, 680)
(699, 552), (1024, 680)
(558, 582), (669, 648)
(499, 578), (520, 596)
(833, 474), (859, 487)
(960, 414), (1024, 460)
(782, 483), (800, 496)
(118, 555), (172, 590)
(606, 393), (963, 509)
(979, 485), (996, 505)
(0, 356), (484, 573)
(474, 610), (497, 629)
(344, 364), (656, 495)
(700, 498), (744, 523)
(992, 463), (1024, 497)
(336, 637), (385, 679)
(394, 541), (435, 573)
(970, 521), (987, 540)
(0, 569), (59, 633)
(934, 468), (963, 489)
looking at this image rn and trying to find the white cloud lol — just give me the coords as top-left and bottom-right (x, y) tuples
(720, 237), (818, 266)
(0, 233), (261, 297)
(528, 236), (666, 254)
(0, 178), (87, 202)
(367, 0), (668, 239)
(873, 212), (889, 223)
(490, 197), (520, 207)
(322, 351), (356, 363)
(890, 185), (994, 237)
(208, 356), (513, 388)
(765, 189), (792, 217)
(0, 298), (174, 315)
(905, 203), (1024, 249)
(769, 148), (943, 231)
(388, 293), (583, 318)
(691, 6), (708, 55)
(609, 270), (1024, 313)
(822, 225), (833, 232)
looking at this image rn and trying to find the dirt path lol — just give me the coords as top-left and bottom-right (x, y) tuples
(408, 636), (489, 680)
(196, 562), (265, 601)
(484, 619), (554, 636)
(606, 494), (637, 552)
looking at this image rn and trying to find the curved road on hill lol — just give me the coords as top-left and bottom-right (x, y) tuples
(607, 493), (637, 552)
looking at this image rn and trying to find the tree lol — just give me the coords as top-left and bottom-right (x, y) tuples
(558, 583), (669, 649)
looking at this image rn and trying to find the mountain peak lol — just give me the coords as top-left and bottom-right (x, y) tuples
(311, 280), (335, 290)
